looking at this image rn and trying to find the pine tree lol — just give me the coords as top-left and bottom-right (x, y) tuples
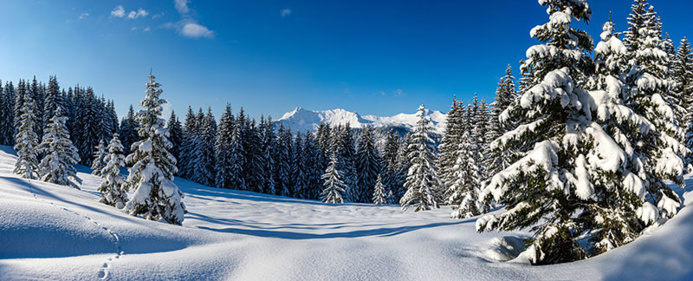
(400, 105), (443, 211)
(292, 133), (308, 198)
(449, 103), (483, 218)
(486, 66), (518, 176)
(14, 92), (40, 180)
(372, 174), (387, 205)
(118, 105), (140, 155)
(167, 111), (184, 163)
(674, 38), (693, 159)
(622, 0), (685, 219)
(321, 153), (345, 204)
(276, 123), (293, 196)
(178, 106), (197, 179)
(124, 73), (185, 225)
(191, 108), (216, 186)
(355, 125), (382, 203)
(39, 107), (82, 188)
(98, 134), (127, 209)
(477, 0), (597, 264)
(91, 140), (108, 176)
(260, 116), (276, 195)
(303, 131), (323, 200)
(1, 81), (15, 146)
(439, 98), (464, 203)
(382, 130), (405, 203)
(215, 104), (245, 189)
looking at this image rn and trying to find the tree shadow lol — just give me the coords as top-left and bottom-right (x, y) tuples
(196, 219), (474, 240)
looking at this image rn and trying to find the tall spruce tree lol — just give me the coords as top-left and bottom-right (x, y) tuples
(372, 174), (387, 205)
(477, 0), (597, 264)
(167, 111), (184, 163)
(355, 125), (382, 203)
(98, 134), (127, 209)
(124, 73), (185, 225)
(439, 98), (464, 203)
(400, 105), (443, 211)
(14, 93), (40, 180)
(91, 140), (108, 176)
(321, 152), (346, 204)
(39, 107), (82, 188)
(260, 116), (276, 195)
(119, 105), (140, 155)
(674, 38), (693, 160)
(622, 0), (685, 218)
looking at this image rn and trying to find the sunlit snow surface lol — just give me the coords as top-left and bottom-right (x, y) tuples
(1, 145), (691, 280)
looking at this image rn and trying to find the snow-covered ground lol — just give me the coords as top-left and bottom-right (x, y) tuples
(1, 145), (692, 281)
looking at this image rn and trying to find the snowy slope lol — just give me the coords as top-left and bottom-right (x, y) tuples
(1, 145), (692, 281)
(276, 107), (447, 134)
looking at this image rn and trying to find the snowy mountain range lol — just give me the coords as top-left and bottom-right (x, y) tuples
(276, 107), (447, 134)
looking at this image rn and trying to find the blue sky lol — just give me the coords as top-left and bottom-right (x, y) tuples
(0, 0), (691, 120)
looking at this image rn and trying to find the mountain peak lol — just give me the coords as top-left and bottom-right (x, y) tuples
(277, 107), (446, 134)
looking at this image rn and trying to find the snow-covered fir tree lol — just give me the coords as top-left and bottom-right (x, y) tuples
(400, 105), (443, 211)
(98, 134), (127, 209)
(449, 101), (484, 218)
(486, 67), (517, 177)
(292, 133), (308, 198)
(124, 73), (186, 225)
(215, 104), (239, 189)
(303, 131), (323, 200)
(623, 0), (685, 216)
(14, 92), (40, 180)
(1, 81), (16, 146)
(260, 116), (276, 194)
(355, 125), (382, 203)
(331, 124), (357, 201)
(118, 105), (140, 155)
(477, 0), (599, 264)
(39, 107), (82, 188)
(321, 152), (346, 204)
(382, 130), (404, 201)
(674, 37), (693, 159)
(372, 174), (387, 205)
(276, 123), (293, 196)
(191, 108), (217, 186)
(167, 111), (184, 163)
(177, 106), (198, 179)
(438, 97), (464, 203)
(91, 140), (108, 176)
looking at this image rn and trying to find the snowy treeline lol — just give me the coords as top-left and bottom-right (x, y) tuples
(0, 76), (119, 165)
(173, 104), (414, 205)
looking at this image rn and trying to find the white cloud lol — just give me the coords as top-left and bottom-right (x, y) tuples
(79, 12), (89, 20)
(128, 8), (149, 19)
(281, 8), (292, 17)
(175, 0), (190, 14)
(111, 5), (125, 18)
(394, 89), (406, 97)
(181, 22), (214, 38)
(143, 27), (151, 32)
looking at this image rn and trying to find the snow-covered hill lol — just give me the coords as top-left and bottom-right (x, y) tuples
(276, 107), (447, 134)
(1, 145), (692, 280)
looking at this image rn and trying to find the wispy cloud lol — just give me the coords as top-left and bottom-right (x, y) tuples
(78, 12), (89, 20)
(111, 5), (125, 18)
(181, 22), (214, 38)
(394, 89), (406, 97)
(166, 1), (215, 39)
(281, 8), (292, 17)
(175, 0), (190, 14)
(128, 8), (149, 19)
(143, 27), (151, 32)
